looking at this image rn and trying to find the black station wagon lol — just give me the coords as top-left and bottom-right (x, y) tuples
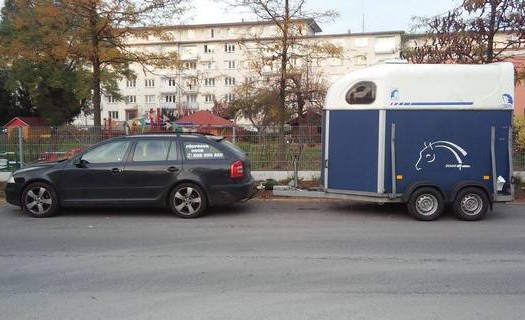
(5, 134), (256, 218)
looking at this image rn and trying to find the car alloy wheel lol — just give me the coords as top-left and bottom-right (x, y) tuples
(170, 183), (207, 218)
(22, 182), (58, 218)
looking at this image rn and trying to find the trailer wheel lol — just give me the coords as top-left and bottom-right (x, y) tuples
(453, 187), (489, 221)
(407, 187), (444, 221)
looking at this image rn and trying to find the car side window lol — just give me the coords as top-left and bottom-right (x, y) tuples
(183, 141), (225, 160)
(345, 81), (376, 105)
(132, 140), (171, 162)
(82, 141), (131, 164)
(168, 141), (179, 161)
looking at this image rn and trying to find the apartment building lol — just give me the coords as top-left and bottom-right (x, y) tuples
(86, 19), (403, 125)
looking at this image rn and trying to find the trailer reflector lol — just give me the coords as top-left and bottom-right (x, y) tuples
(396, 175), (403, 180)
(483, 176), (490, 180)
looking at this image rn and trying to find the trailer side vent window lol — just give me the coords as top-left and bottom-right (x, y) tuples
(345, 81), (376, 105)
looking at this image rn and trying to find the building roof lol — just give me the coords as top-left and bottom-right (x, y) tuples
(175, 110), (234, 127)
(3, 116), (47, 128)
(135, 18), (322, 33)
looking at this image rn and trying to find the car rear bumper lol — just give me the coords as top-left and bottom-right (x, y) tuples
(208, 178), (257, 206)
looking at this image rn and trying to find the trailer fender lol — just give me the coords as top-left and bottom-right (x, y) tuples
(449, 182), (493, 210)
(401, 181), (445, 203)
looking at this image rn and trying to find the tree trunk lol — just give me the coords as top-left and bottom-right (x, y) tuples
(276, 0), (290, 169)
(92, 58), (102, 129)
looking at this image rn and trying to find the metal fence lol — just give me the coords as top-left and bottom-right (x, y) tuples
(1, 125), (524, 173)
(0, 125), (323, 172)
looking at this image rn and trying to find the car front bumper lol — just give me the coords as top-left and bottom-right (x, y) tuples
(5, 182), (23, 207)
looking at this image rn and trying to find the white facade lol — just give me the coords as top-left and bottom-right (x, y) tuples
(81, 20), (403, 125)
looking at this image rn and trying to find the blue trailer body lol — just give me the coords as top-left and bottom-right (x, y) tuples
(316, 62), (515, 219)
(325, 110), (379, 193)
(383, 110), (512, 197)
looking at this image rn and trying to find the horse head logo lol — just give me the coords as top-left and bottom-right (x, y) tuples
(415, 141), (468, 171)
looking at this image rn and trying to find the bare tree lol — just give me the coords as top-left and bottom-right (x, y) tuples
(403, 0), (525, 65)
(226, 0), (339, 166)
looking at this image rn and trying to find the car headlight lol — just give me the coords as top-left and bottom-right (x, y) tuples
(7, 174), (15, 183)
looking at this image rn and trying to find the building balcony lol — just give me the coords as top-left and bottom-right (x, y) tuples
(179, 101), (199, 110)
(182, 86), (200, 94)
(159, 87), (178, 94)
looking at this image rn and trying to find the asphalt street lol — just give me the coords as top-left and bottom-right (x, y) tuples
(1, 198), (524, 320)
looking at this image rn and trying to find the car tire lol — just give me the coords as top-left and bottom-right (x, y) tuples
(21, 182), (59, 218)
(407, 187), (444, 221)
(169, 183), (208, 218)
(453, 187), (489, 221)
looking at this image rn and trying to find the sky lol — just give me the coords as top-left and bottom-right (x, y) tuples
(0, 0), (461, 34)
(186, 0), (461, 34)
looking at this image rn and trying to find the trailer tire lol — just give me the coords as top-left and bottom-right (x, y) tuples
(452, 187), (489, 221)
(407, 187), (444, 221)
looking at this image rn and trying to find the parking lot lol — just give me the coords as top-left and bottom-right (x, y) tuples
(1, 198), (524, 319)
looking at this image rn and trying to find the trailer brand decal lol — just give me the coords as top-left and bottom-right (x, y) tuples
(415, 141), (471, 171)
(390, 101), (474, 106)
(502, 93), (513, 108)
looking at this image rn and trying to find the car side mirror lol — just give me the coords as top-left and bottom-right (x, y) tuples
(74, 158), (88, 168)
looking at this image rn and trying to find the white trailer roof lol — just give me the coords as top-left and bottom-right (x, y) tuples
(324, 62), (515, 110)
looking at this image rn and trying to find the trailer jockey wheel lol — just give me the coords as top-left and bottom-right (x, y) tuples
(452, 187), (489, 221)
(407, 187), (444, 221)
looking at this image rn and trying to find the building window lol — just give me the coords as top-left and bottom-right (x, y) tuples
(225, 44), (235, 53)
(204, 44), (214, 53)
(204, 94), (215, 103)
(226, 60), (236, 69)
(184, 61), (197, 69)
(165, 95), (176, 103)
(224, 77), (236, 86)
(126, 95), (137, 103)
(210, 29), (214, 38)
(224, 93), (235, 102)
(145, 95), (156, 103)
(126, 109), (138, 120)
(145, 79), (155, 87)
(167, 79), (176, 87)
(345, 81), (376, 105)
(126, 79), (136, 88)
(206, 61), (216, 70)
(108, 111), (119, 119)
(187, 94), (197, 103)
(204, 78), (216, 87)
(107, 96), (117, 103)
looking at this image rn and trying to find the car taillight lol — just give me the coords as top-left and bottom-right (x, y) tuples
(230, 160), (244, 179)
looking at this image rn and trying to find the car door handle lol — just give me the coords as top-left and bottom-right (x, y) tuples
(111, 168), (121, 174)
(167, 166), (180, 173)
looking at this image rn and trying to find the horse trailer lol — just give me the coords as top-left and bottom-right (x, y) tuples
(275, 62), (515, 221)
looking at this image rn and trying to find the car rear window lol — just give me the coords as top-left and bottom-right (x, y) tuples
(220, 140), (246, 157)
